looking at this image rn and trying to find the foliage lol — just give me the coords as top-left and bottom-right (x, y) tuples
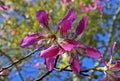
(0, 0), (120, 81)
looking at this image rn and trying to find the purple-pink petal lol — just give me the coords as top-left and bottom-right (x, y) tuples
(79, 44), (101, 59)
(76, 16), (88, 36)
(102, 76), (109, 81)
(0, 5), (8, 11)
(114, 77), (120, 81)
(45, 58), (54, 71)
(58, 8), (76, 37)
(59, 8), (76, 25)
(40, 46), (59, 58)
(69, 55), (80, 73)
(60, 39), (80, 51)
(36, 10), (49, 28)
(110, 42), (116, 56)
(97, 4), (103, 14)
(88, 4), (94, 11)
(109, 42), (116, 62)
(60, 20), (72, 37)
(86, 46), (101, 58)
(62, 8), (76, 22)
(112, 60), (120, 70)
(20, 33), (44, 48)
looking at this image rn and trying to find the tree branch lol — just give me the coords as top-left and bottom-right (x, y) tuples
(0, 48), (40, 72)
(88, 7), (120, 81)
(0, 49), (24, 81)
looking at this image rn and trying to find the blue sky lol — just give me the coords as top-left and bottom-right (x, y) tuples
(0, 0), (119, 81)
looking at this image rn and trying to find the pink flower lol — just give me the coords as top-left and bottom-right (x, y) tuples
(97, 4), (103, 14)
(20, 8), (101, 73)
(36, 10), (49, 29)
(0, 5), (8, 11)
(20, 33), (44, 48)
(101, 42), (120, 81)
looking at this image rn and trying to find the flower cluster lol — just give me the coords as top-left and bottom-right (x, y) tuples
(79, 0), (103, 14)
(20, 8), (101, 73)
(102, 42), (120, 81)
(61, 0), (73, 5)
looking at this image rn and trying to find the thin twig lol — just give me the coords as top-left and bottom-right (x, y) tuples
(0, 48), (39, 72)
(54, 64), (71, 72)
(35, 70), (53, 81)
(0, 49), (24, 81)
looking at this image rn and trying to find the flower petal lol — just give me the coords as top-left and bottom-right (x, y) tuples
(59, 8), (76, 24)
(75, 16), (88, 36)
(40, 46), (59, 58)
(36, 10), (49, 29)
(20, 33), (44, 48)
(58, 8), (76, 37)
(97, 4), (103, 14)
(114, 77), (120, 81)
(110, 42), (116, 57)
(69, 53), (80, 73)
(78, 44), (101, 59)
(0, 5), (8, 11)
(109, 42), (116, 63)
(60, 39), (80, 51)
(60, 20), (72, 37)
(102, 76), (109, 81)
(45, 58), (54, 71)
(86, 46), (101, 58)
(112, 60), (120, 71)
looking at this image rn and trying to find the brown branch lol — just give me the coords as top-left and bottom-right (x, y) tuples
(35, 62), (100, 81)
(35, 70), (53, 81)
(0, 48), (39, 72)
(54, 64), (71, 72)
(0, 49), (24, 81)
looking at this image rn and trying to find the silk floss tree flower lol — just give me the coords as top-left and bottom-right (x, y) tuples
(101, 42), (120, 81)
(20, 8), (101, 73)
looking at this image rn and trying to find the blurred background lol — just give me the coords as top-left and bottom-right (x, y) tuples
(0, 0), (120, 81)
